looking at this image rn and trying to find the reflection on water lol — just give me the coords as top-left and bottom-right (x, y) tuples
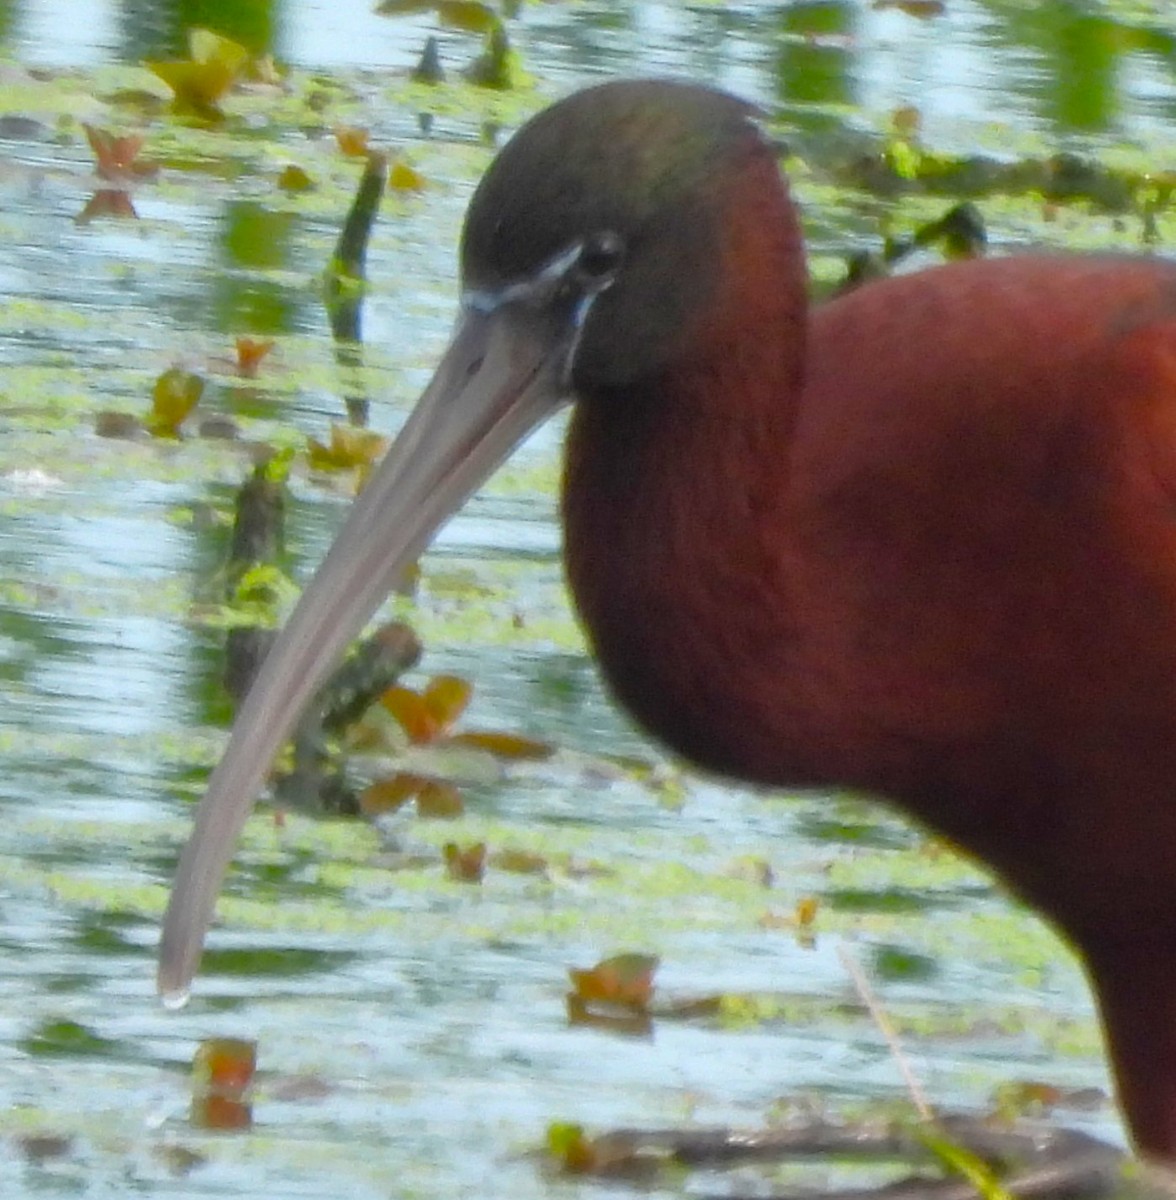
(0, 0), (1166, 1195)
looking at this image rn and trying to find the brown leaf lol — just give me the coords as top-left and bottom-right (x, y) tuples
(568, 953), (658, 1012)
(491, 847), (548, 874)
(334, 125), (371, 157)
(191, 1037), (257, 1131)
(423, 674), (472, 728)
(83, 124), (155, 181)
(359, 772), (427, 815)
(417, 780), (464, 818)
(449, 730), (553, 760)
(234, 336), (274, 377)
(381, 685), (439, 744)
(443, 840), (485, 881)
(193, 1037), (257, 1097)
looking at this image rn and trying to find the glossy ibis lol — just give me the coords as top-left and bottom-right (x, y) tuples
(160, 79), (1176, 1159)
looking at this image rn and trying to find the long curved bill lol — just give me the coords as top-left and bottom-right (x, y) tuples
(157, 299), (573, 1003)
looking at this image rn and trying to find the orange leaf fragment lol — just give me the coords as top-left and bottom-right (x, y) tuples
(443, 840), (485, 882)
(422, 674), (472, 727)
(381, 685), (439, 744)
(416, 780), (464, 818)
(191, 1037), (256, 1131)
(449, 730), (553, 760)
(491, 847), (548, 874)
(149, 367), (204, 437)
(234, 336), (274, 377)
(83, 125), (155, 181)
(334, 125), (371, 157)
(568, 953), (658, 1012)
(359, 772), (427, 815)
(796, 895), (819, 928)
(194, 1037), (257, 1095)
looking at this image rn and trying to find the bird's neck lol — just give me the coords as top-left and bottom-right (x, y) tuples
(562, 163), (824, 780)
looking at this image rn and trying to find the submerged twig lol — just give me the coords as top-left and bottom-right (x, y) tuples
(839, 943), (933, 1122)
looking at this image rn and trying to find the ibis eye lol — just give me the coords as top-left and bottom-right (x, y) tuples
(573, 231), (624, 288)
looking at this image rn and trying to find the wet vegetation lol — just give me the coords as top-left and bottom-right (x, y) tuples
(1, 1), (1175, 1196)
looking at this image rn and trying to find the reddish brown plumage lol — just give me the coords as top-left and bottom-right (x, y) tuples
(562, 121), (1176, 1155)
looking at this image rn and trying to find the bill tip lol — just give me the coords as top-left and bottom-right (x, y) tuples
(159, 982), (191, 1011)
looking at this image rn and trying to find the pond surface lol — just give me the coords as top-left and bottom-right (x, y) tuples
(2, 0), (1174, 1195)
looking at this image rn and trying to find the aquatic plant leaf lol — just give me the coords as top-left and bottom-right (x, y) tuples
(149, 367), (204, 437)
(417, 780), (465, 818)
(83, 124), (155, 181)
(188, 28), (251, 74)
(234, 336), (274, 377)
(568, 953), (658, 1011)
(147, 59), (236, 119)
(491, 847), (548, 874)
(22, 1018), (122, 1058)
(381, 685), (439, 744)
(874, 0), (945, 15)
(193, 1037), (257, 1095)
(547, 1122), (597, 1174)
(545, 1125), (654, 1177)
(359, 773), (426, 815)
(443, 840), (485, 882)
(278, 163), (315, 192)
(448, 730), (553, 760)
(376, 0), (502, 36)
(423, 674), (472, 727)
(796, 895), (819, 927)
(146, 28), (250, 120)
(334, 125), (371, 157)
(191, 1037), (256, 1131)
(389, 159), (427, 192)
(306, 424), (388, 472)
